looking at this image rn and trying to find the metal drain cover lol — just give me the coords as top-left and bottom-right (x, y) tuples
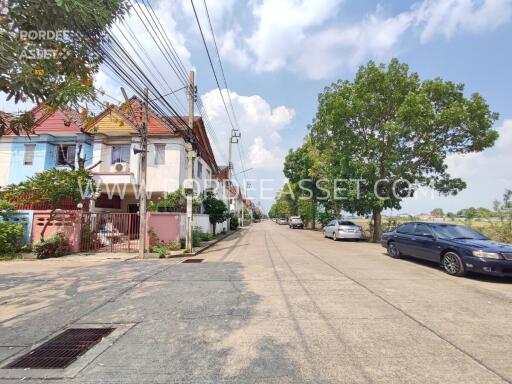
(5, 328), (114, 369)
(182, 258), (204, 263)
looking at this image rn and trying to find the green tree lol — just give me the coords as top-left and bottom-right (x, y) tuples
(0, 0), (129, 135)
(283, 137), (329, 228)
(202, 192), (229, 234)
(476, 207), (492, 218)
(458, 207), (478, 219)
(431, 208), (444, 218)
(310, 59), (498, 241)
(2, 169), (94, 239)
(503, 189), (512, 210)
(253, 210), (263, 220)
(269, 183), (297, 218)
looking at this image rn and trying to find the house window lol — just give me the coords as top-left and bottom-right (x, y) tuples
(56, 145), (76, 166)
(111, 145), (131, 164)
(154, 144), (165, 165)
(197, 160), (203, 178)
(23, 144), (35, 165)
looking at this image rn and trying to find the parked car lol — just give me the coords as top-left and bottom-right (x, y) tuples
(277, 218), (288, 225)
(381, 222), (512, 277)
(289, 216), (304, 229)
(323, 220), (364, 240)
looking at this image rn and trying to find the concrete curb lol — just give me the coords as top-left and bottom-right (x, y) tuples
(184, 228), (243, 256)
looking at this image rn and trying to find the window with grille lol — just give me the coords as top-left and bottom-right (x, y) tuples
(24, 144), (35, 165)
(111, 145), (131, 164)
(197, 160), (203, 178)
(155, 144), (165, 165)
(57, 145), (76, 166)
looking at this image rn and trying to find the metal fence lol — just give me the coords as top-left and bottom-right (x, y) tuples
(80, 212), (140, 253)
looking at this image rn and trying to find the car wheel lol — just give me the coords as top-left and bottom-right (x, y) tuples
(387, 242), (401, 259)
(333, 232), (338, 241)
(442, 252), (466, 277)
(323, 231), (327, 238)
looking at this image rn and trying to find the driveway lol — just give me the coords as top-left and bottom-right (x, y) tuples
(0, 222), (511, 383)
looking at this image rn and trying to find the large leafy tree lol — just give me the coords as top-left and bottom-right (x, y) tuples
(268, 183), (298, 219)
(0, 0), (129, 135)
(310, 59), (499, 241)
(283, 136), (329, 228)
(2, 169), (94, 239)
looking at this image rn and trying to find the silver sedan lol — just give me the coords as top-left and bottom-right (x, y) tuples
(323, 220), (364, 241)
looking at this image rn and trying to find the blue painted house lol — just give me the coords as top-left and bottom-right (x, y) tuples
(0, 105), (93, 186)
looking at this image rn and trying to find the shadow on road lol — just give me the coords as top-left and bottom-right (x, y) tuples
(381, 252), (512, 284)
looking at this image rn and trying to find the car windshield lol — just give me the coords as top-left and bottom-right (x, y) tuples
(338, 221), (355, 226)
(291, 218), (302, 222)
(431, 225), (487, 240)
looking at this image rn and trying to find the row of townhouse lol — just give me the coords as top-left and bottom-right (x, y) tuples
(0, 97), (251, 220)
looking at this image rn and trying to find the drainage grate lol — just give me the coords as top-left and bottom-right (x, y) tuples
(182, 258), (204, 263)
(5, 328), (114, 369)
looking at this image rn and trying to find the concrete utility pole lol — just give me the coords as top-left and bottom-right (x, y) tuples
(139, 88), (149, 259)
(185, 70), (197, 251)
(241, 198), (245, 228)
(227, 129), (240, 231)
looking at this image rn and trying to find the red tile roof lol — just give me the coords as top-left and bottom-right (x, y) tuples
(1, 105), (85, 135)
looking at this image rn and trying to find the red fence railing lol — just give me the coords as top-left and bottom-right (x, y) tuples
(80, 212), (139, 253)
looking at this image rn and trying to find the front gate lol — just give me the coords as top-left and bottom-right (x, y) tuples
(80, 213), (140, 252)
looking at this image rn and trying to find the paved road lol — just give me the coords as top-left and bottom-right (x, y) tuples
(1, 221), (511, 383)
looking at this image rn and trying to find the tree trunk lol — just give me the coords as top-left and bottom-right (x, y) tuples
(212, 222), (216, 235)
(311, 181), (317, 229)
(40, 208), (57, 241)
(371, 208), (382, 243)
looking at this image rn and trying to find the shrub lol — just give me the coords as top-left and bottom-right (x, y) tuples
(33, 232), (69, 259)
(192, 227), (203, 247)
(167, 240), (180, 251)
(0, 222), (24, 255)
(230, 214), (239, 230)
(470, 221), (512, 243)
(180, 238), (186, 249)
(152, 244), (168, 258)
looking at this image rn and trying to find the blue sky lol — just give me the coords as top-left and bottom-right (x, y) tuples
(2, 0), (512, 214)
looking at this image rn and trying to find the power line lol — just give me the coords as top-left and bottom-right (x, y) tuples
(190, 0), (237, 135)
(198, 0), (250, 177)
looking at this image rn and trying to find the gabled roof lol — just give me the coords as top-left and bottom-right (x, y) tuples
(1, 104), (85, 136)
(87, 96), (219, 173)
(87, 97), (181, 136)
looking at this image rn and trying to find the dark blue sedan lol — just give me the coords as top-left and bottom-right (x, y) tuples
(381, 222), (512, 277)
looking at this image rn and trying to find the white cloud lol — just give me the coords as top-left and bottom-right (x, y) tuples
(220, 29), (252, 68)
(446, 120), (512, 182)
(415, 0), (512, 43)
(296, 10), (414, 79)
(200, 89), (295, 171)
(246, 0), (344, 72)
(248, 136), (282, 170)
(219, 0), (512, 79)
(396, 120), (512, 214)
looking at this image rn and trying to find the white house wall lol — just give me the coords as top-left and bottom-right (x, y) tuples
(0, 141), (12, 186)
(146, 140), (183, 193)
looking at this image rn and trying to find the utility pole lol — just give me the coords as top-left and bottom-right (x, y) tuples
(185, 70), (197, 251)
(241, 198), (244, 228)
(139, 88), (149, 259)
(227, 129), (240, 231)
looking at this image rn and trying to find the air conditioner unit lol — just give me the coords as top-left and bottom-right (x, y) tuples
(114, 162), (129, 172)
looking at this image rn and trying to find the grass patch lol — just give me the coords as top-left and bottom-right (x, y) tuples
(0, 253), (22, 261)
